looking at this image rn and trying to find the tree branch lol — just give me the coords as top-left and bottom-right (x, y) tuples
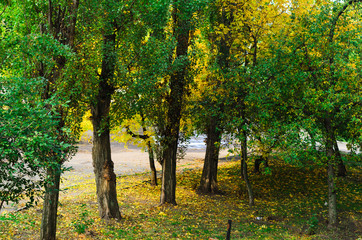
(126, 126), (149, 140)
(329, 0), (361, 44)
(0, 1), (8, 18)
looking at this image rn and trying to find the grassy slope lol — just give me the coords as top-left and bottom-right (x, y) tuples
(0, 158), (361, 239)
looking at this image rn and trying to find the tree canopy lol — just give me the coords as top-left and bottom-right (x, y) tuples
(0, 0), (361, 238)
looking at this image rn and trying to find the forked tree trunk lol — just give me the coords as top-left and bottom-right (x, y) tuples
(198, 5), (232, 193)
(91, 32), (121, 220)
(198, 117), (222, 194)
(160, 1), (191, 205)
(40, 166), (61, 240)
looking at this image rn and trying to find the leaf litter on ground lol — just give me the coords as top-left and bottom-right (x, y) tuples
(0, 156), (361, 240)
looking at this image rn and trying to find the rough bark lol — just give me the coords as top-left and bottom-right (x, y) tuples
(91, 32), (121, 220)
(40, 166), (61, 240)
(160, 2), (191, 205)
(198, 116), (222, 194)
(160, 136), (179, 205)
(327, 162), (337, 228)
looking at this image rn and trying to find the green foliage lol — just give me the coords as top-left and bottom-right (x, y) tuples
(0, 77), (70, 210)
(0, 0), (362, 237)
(305, 214), (319, 235)
(256, 0), (362, 159)
(71, 204), (94, 234)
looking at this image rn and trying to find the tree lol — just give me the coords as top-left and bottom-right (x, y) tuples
(1, 1), (83, 238)
(87, 0), (155, 219)
(194, 0), (234, 194)
(110, 0), (174, 187)
(39, 2), (80, 238)
(265, 0), (362, 227)
(0, 78), (70, 212)
(157, 0), (207, 205)
(215, 0), (290, 206)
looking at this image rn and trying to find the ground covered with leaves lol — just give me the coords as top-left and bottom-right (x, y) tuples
(0, 158), (361, 239)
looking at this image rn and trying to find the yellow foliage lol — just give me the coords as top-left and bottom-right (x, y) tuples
(79, 111), (93, 143)
(111, 115), (155, 150)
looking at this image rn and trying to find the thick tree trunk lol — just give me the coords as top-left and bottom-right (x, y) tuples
(40, 166), (61, 240)
(160, 137), (178, 205)
(92, 117), (121, 219)
(160, 3), (191, 205)
(91, 32), (121, 220)
(241, 129), (254, 206)
(147, 142), (158, 186)
(198, 117), (222, 194)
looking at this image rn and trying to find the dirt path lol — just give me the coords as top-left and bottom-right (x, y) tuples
(64, 142), (231, 178)
(1, 142), (235, 214)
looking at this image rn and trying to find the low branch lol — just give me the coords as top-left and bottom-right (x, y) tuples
(126, 126), (149, 140)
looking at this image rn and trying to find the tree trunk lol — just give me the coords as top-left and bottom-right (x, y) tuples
(325, 120), (337, 228)
(334, 140), (347, 177)
(254, 157), (262, 174)
(241, 129), (254, 206)
(40, 166), (61, 240)
(91, 32), (121, 220)
(327, 162), (337, 228)
(40, 2), (79, 238)
(92, 118), (121, 219)
(240, 158), (245, 180)
(147, 142), (158, 186)
(160, 137), (178, 205)
(160, 2), (191, 205)
(198, 117), (222, 194)
(197, 5), (232, 192)
(254, 156), (269, 173)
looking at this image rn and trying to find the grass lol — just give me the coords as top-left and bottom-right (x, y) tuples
(0, 157), (361, 239)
